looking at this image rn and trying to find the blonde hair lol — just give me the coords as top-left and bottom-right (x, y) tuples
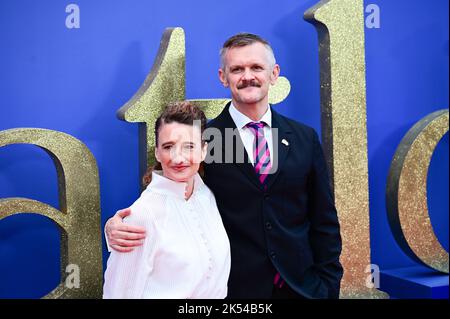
(219, 32), (276, 69)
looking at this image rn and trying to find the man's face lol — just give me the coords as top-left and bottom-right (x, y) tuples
(219, 42), (279, 106)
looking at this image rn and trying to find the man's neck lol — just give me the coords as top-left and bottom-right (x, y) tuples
(232, 100), (269, 122)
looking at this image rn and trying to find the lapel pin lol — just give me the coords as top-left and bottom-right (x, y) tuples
(281, 139), (289, 146)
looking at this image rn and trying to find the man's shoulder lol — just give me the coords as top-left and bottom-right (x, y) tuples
(206, 107), (229, 129)
(206, 117), (220, 129)
(274, 111), (318, 140)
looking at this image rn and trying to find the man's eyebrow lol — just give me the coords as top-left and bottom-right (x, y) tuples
(229, 62), (264, 68)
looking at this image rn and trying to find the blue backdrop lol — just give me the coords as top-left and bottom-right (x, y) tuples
(0, 0), (448, 298)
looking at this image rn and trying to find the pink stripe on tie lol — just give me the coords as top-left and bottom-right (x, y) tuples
(255, 151), (269, 172)
(274, 272), (281, 285)
(259, 161), (272, 176)
(259, 174), (268, 184)
(274, 272), (285, 288)
(256, 137), (267, 158)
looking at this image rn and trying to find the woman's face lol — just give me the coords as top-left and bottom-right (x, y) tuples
(155, 121), (207, 183)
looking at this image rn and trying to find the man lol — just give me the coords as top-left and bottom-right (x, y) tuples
(105, 33), (343, 299)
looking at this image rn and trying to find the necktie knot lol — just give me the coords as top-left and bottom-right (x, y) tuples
(246, 122), (266, 137)
(246, 121), (265, 130)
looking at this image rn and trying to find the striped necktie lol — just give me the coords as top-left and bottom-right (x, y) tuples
(245, 122), (272, 185)
(246, 121), (285, 289)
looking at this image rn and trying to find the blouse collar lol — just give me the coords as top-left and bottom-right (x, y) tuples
(146, 170), (204, 200)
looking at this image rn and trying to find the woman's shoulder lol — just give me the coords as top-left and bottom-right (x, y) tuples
(124, 190), (168, 227)
(197, 181), (213, 197)
(197, 182), (220, 207)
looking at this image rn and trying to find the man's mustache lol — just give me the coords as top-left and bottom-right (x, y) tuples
(237, 80), (261, 89)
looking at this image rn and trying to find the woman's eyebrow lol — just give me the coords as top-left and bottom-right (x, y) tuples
(161, 141), (174, 147)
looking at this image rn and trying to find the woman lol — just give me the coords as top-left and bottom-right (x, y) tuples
(103, 101), (231, 298)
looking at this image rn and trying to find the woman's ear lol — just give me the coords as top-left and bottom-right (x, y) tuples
(154, 147), (160, 162)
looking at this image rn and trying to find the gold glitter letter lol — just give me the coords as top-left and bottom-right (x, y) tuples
(0, 128), (102, 298)
(117, 28), (186, 179)
(305, 0), (387, 298)
(387, 110), (449, 274)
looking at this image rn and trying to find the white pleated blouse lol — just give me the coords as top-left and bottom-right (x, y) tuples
(103, 171), (231, 299)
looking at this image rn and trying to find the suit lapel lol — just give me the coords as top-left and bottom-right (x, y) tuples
(208, 103), (262, 189)
(207, 103), (291, 190)
(264, 108), (291, 189)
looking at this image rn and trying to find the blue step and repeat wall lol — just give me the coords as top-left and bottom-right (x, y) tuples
(0, 0), (448, 298)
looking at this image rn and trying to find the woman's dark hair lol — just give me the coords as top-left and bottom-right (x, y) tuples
(142, 101), (207, 187)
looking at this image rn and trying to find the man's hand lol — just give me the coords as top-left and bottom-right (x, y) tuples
(105, 208), (146, 252)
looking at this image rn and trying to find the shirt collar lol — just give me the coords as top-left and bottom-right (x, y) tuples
(146, 170), (204, 200)
(228, 103), (272, 129)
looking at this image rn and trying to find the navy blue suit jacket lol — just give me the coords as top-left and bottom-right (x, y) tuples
(203, 103), (343, 299)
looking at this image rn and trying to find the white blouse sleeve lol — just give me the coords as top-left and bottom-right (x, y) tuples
(103, 197), (161, 299)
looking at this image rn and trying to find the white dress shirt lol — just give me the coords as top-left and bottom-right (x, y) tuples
(228, 103), (274, 164)
(103, 171), (231, 299)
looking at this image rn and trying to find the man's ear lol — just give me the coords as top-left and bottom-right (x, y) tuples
(219, 68), (228, 87)
(270, 64), (280, 85)
(154, 147), (160, 162)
